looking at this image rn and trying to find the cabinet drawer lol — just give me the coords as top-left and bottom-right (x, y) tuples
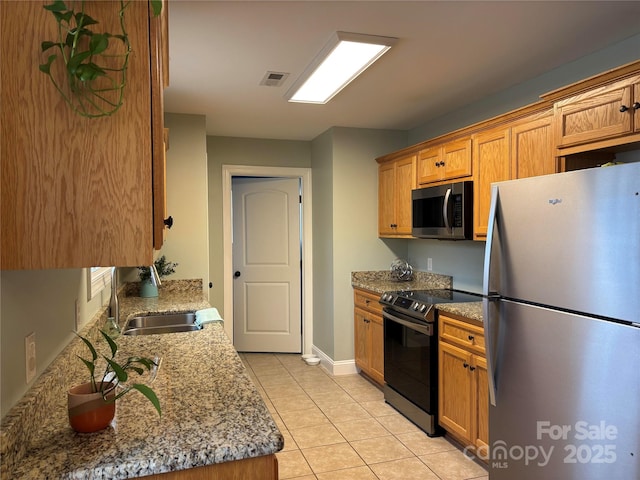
(354, 288), (383, 315)
(439, 315), (485, 354)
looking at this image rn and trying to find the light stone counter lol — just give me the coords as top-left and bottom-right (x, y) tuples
(1, 280), (284, 479)
(351, 271), (483, 322)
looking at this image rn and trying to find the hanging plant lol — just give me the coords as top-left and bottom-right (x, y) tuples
(39, 0), (163, 118)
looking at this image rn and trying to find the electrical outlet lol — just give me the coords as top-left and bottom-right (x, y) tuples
(25, 332), (36, 384)
(427, 258), (433, 271)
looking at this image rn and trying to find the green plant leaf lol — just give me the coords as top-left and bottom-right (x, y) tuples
(39, 54), (57, 74)
(53, 10), (73, 23)
(65, 31), (75, 48)
(41, 41), (57, 52)
(105, 357), (129, 382)
(128, 366), (144, 375)
(77, 355), (96, 378)
(89, 34), (109, 55)
(75, 12), (99, 27)
(76, 333), (98, 361)
(44, 1), (67, 13)
(131, 384), (162, 416)
(100, 330), (118, 358)
(150, 0), (163, 17)
(67, 50), (91, 74)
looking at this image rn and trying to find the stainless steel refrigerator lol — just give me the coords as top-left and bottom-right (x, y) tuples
(482, 162), (640, 480)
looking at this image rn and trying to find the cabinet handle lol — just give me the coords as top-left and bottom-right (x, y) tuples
(439, 161), (445, 167)
(463, 362), (469, 369)
(164, 216), (174, 229)
(469, 366), (476, 371)
(620, 105), (629, 113)
(468, 334), (474, 341)
(633, 102), (640, 110)
(434, 161), (439, 167)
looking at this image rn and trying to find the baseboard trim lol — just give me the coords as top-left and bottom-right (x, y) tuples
(311, 346), (358, 376)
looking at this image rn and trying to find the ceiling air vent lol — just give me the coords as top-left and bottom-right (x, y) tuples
(260, 71), (289, 87)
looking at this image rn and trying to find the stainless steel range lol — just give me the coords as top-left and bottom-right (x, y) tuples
(379, 288), (481, 436)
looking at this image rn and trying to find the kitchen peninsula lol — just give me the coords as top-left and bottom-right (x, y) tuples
(0, 281), (283, 479)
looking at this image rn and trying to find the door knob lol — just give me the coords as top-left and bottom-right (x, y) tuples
(164, 216), (174, 229)
(234, 271), (241, 278)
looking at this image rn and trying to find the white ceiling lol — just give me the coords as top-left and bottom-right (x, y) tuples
(164, 1), (640, 141)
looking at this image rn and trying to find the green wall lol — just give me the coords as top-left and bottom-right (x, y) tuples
(206, 136), (312, 315)
(161, 114), (209, 298)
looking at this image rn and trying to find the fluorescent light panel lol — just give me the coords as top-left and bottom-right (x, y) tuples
(286, 32), (397, 104)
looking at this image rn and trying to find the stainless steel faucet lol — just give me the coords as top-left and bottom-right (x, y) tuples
(109, 266), (119, 325)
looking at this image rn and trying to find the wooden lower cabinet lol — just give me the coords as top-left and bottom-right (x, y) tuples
(438, 314), (488, 457)
(142, 454), (278, 479)
(353, 288), (384, 385)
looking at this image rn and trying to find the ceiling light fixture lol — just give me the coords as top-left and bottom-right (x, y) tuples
(285, 31), (397, 104)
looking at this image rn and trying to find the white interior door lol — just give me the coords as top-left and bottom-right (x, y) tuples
(232, 177), (302, 352)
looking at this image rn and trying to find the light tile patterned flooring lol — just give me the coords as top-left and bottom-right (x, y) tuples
(240, 353), (488, 480)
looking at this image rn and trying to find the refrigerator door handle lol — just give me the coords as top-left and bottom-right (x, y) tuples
(442, 187), (452, 231)
(483, 184), (500, 406)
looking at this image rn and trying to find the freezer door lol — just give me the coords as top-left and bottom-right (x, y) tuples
(488, 300), (640, 480)
(488, 162), (640, 323)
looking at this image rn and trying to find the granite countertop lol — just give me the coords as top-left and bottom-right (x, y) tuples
(352, 271), (483, 322)
(2, 281), (284, 479)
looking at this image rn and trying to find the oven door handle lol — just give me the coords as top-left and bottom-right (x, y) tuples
(383, 311), (433, 336)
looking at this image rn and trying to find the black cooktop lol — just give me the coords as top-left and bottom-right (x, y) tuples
(393, 288), (482, 304)
(379, 288), (482, 322)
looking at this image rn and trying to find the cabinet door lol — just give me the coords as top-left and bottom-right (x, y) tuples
(378, 161), (397, 236)
(442, 138), (472, 180)
(417, 146), (442, 184)
(555, 76), (637, 147)
(439, 342), (473, 441)
(511, 114), (555, 179)
(354, 308), (370, 372)
(151, 0), (169, 250)
(473, 355), (489, 455)
(440, 315), (485, 355)
(635, 81), (640, 133)
(394, 155), (417, 235)
(472, 127), (510, 239)
(0, 1), (154, 269)
(369, 315), (384, 385)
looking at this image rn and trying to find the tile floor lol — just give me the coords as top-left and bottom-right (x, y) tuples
(240, 353), (488, 480)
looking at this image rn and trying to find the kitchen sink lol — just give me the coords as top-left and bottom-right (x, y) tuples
(122, 312), (201, 336)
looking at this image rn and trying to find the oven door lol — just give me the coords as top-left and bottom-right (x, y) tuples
(383, 309), (438, 415)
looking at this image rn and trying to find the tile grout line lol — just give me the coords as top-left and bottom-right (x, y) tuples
(241, 353), (487, 480)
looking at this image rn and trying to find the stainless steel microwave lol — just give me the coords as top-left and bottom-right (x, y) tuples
(412, 181), (473, 239)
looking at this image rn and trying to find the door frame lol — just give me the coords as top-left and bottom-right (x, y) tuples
(222, 165), (313, 355)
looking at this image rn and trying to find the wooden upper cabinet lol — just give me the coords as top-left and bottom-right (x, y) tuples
(378, 155), (416, 237)
(555, 75), (640, 148)
(0, 1), (167, 269)
(472, 126), (510, 239)
(417, 138), (472, 185)
(511, 112), (555, 179)
(151, 0), (170, 250)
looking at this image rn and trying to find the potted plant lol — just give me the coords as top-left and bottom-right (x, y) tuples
(137, 255), (178, 297)
(39, 0), (163, 118)
(68, 330), (161, 433)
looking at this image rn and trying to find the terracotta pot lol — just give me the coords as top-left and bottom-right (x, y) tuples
(67, 382), (116, 433)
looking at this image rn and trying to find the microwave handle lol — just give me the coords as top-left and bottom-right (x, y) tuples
(442, 188), (452, 230)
